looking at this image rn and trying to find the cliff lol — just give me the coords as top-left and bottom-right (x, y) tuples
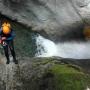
(0, 0), (90, 42)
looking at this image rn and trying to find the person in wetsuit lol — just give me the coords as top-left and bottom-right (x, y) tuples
(0, 20), (18, 64)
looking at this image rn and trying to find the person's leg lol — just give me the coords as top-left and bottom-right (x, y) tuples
(8, 40), (18, 64)
(3, 45), (10, 64)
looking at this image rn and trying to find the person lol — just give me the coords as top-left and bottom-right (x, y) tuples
(0, 20), (18, 64)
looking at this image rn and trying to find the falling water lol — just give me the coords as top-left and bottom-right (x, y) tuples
(35, 35), (57, 57)
(35, 34), (90, 59)
(86, 87), (90, 90)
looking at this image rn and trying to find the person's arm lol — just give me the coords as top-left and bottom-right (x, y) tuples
(6, 30), (16, 41)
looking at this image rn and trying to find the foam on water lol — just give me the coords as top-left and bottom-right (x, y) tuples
(35, 35), (90, 59)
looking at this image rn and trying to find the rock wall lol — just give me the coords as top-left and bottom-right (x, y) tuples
(0, 56), (90, 90)
(0, 0), (90, 41)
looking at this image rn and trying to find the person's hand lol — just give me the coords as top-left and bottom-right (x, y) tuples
(2, 41), (7, 46)
(2, 37), (6, 40)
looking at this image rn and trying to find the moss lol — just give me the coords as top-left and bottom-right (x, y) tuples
(11, 21), (37, 57)
(32, 58), (54, 67)
(13, 58), (90, 90)
(47, 64), (90, 90)
(28, 59), (90, 90)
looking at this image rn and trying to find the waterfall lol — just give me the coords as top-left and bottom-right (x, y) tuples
(35, 34), (90, 59)
(35, 35), (57, 57)
(86, 87), (90, 90)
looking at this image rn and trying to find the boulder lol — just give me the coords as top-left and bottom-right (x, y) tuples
(0, 56), (90, 90)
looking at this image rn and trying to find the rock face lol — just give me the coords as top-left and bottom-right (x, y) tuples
(0, 0), (90, 42)
(0, 56), (53, 90)
(0, 56), (90, 90)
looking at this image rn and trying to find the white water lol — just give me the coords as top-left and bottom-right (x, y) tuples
(35, 35), (90, 59)
(86, 87), (90, 90)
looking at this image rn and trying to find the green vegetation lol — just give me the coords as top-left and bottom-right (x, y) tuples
(48, 63), (90, 90)
(21, 58), (90, 90)
(12, 22), (37, 57)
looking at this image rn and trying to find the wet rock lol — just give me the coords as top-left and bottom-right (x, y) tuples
(0, 56), (90, 90)
(0, 0), (89, 42)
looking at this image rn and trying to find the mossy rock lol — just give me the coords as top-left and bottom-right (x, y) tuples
(20, 58), (90, 90)
(43, 64), (90, 90)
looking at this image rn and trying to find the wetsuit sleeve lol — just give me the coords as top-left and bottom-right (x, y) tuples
(6, 30), (16, 41)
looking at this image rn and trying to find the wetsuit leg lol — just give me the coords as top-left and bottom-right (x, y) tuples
(8, 40), (17, 63)
(3, 45), (10, 64)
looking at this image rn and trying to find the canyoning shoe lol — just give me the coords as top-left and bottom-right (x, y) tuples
(14, 60), (18, 64)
